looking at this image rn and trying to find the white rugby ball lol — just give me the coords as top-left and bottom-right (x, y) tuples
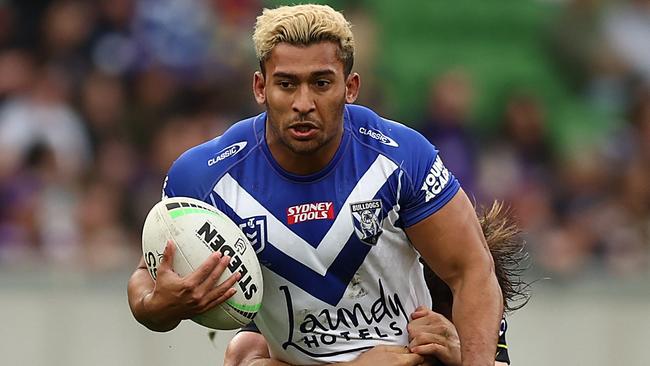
(141, 196), (263, 330)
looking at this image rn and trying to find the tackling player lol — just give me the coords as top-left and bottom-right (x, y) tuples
(127, 4), (503, 365)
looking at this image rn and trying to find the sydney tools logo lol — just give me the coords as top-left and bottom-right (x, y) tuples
(287, 202), (334, 224)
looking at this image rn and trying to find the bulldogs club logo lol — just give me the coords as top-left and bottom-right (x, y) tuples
(238, 216), (267, 253)
(350, 199), (383, 245)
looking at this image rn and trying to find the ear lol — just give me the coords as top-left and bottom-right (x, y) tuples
(253, 71), (266, 105)
(345, 72), (360, 103)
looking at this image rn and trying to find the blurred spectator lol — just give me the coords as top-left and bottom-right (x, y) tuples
(132, 0), (217, 76)
(596, 88), (650, 275)
(2, 0), (52, 49)
(0, 64), (91, 180)
(77, 179), (136, 272)
(79, 70), (128, 149)
(0, 49), (36, 98)
(547, 0), (629, 114)
(41, 1), (96, 88)
(603, 0), (650, 86)
(477, 91), (559, 273)
(0, 143), (53, 264)
(89, 0), (137, 76)
(420, 70), (478, 194)
(478, 92), (554, 207)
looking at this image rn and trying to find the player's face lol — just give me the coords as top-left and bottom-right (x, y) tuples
(254, 41), (359, 173)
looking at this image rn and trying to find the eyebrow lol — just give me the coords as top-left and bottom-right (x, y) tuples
(311, 69), (336, 78)
(271, 69), (337, 79)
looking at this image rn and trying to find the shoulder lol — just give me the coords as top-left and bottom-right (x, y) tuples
(164, 115), (262, 200)
(346, 104), (441, 184)
(346, 106), (461, 225)
(346, 104), (435, 161)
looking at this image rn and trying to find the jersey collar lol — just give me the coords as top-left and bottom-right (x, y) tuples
(255, 106), (351, 183)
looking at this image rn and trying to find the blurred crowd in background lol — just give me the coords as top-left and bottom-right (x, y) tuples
(0, 0), (648, 280)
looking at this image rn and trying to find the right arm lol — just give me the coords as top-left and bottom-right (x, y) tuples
(127, 241), (240, 332)
(224, 331), (289, 366)
(127, 255), (179, 332)
(224, 331), (424, 366)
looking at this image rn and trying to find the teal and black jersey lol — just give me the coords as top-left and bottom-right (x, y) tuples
(496, 317), (510, 364)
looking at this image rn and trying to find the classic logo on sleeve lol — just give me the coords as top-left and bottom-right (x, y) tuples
(287, 202), (334, 224)
(420, 155), (451, 203)
(207, 141), (247, 166)
(358, 127), (399, 147)
(350, 199), (383, 245)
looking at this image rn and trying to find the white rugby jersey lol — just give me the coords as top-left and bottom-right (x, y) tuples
(163, 104), (460, 364)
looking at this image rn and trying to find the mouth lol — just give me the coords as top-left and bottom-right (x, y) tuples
(288, 122), (319, 140)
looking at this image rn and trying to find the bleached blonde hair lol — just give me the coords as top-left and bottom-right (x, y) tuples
(252, 4), (355, 76)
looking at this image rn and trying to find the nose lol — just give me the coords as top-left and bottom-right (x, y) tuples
(292, 84), (316, 115)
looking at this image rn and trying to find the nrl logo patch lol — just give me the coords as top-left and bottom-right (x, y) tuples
(238, 216), (267, 253)
(350, 199), (384, 245)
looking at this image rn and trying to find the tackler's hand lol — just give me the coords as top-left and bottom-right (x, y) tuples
(407, 306), (461, 366)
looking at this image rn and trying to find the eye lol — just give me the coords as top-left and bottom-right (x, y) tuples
(278, 81), (293, 89)
(315, 80), (331, 88)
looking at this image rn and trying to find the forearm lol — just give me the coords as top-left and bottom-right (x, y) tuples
(451, 267), (502, 366)
(245, 358), (357, 366)
(242, 355), (348, 365)
(127, 267), (180, 332)
(245, 359), (291, 366)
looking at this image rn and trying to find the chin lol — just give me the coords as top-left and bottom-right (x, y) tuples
(286, 140), (322, 155)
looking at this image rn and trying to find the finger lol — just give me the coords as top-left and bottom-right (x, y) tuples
(159, 241), (175, 271)
(410, 312), (449, 328)
(186, 251), (223, 286)
(372, 345), (412, 354)
(410, 308), (431, 320)
(196, 253), (229, 294)
(204, 270), (241, 304)
(409, 314), (436, 329)
(409, 322), (447, 337)
(409, 324), (455, 343)
(411, 305), (430, 318)
(409, 333), (448, 350)
(407, 322), (435, 341)
(410, 343), (446, 358)
(408, 320), (447, 341)
(201, 287), (238, 312)
(398, 353), (425, 366)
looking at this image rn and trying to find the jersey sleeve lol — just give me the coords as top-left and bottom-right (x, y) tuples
(162, 117), (257, 201)
(398, 134), (460, 227)
(162, 137), (233, 203)
(162, 138), (221, 202)
(495, 317), (510, 364)
(237, 321), (261, 334)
